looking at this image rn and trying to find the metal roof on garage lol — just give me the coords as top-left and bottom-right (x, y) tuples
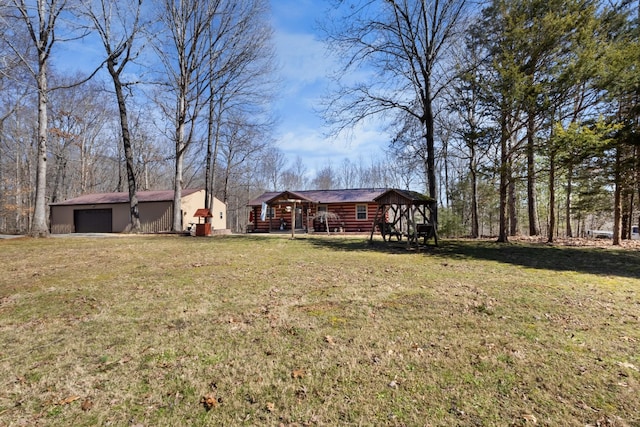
(49, 189), (202, 206)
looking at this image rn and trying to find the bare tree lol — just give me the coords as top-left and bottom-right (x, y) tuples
(217, 113), (269, 204)
(3, 0), (102, 236)
(47, 75), (113, 201)
(126, 106), (173, 191)
(202, 0), (275, 222)
(311, 162), (338, 190)
(281, 156), (308, 190)
(3, 0), (71, 236)
(154, 0), (275, 232)
(323, 0), (469, 229)
(82, 0), (149, 232)
(338, 158), (357, 189)
(261, 147), (287, 191)
(0, 18), (33, 233)
(447, 31), (493, 239)
(154, 0), (219, 231)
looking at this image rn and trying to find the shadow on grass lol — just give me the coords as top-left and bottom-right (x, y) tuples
(304, 237), (640, 280)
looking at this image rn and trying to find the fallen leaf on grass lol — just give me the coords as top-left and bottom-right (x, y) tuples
(58, 395), (80, 405)
(200, 393), (218, 411)
(587, 415), (628, 427)
(578, 401), (598, 412)
(411, 342), (425, 354)
(616, 361), (639, 371)
(81, 399), (93, 411)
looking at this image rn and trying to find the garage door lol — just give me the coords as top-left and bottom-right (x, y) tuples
(74, 209), (113, 233)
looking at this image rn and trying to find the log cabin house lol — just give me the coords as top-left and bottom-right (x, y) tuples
(246, 188), (388, 234)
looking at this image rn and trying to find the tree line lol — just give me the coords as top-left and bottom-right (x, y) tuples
(1, 0), (639, 242)
(322, 0), (640, 244)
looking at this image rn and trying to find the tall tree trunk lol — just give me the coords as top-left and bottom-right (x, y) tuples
(498, 112), (509, 243)
(508, 165), (517, 236)
(51, 153), (67, 204)
(443, 135), (450, 208)
(32, 59), (49, 237)
(526, 112), (540, 236)
(470, 145), (479, 238)
(173, 92), (186, 232)
(424, 80), (438, 229)
(622, 191), (631, 239)
(204, 107), (214, 212)
(508, 133), (517, 237)
(16, 145), (24, 232)
(565, 163), (573, 237)
(613, 146), (622, 246)
(80, 135), (87, 193)
(108, 59), (140, 233)
(548, 150), (556, 243)
(117, 142), (124, 192)
(173, 140), (185, 232)
(636, 144), (640, 235)
(205, 96), (222, 223)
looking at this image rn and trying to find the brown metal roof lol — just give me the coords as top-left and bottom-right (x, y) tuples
(374, 189), (435, 205)
(247, 188), (389, 206)
(193, 208), (212, 217)
(265, 190), (313, 204)
(50, 189), (202, 206)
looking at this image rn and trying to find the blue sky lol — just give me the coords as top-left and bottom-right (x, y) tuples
(54, 0), (388, 176)
(268, 0), (388, 174)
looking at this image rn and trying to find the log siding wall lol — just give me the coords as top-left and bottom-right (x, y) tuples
(250, 202), (379, 233)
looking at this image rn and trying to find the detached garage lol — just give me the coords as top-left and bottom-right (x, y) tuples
(49, 189), (226, 234)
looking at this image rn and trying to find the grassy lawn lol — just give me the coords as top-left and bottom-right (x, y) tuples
(1, 235), (639, 426)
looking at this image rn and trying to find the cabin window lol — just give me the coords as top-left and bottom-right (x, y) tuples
(356, 204), (367, 220)
(262, 207), (275, 219)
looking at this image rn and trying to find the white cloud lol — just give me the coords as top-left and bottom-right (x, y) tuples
(273, 31), (334, 95)
(269, 1), (393, 177)
(277, 120), (388, 174)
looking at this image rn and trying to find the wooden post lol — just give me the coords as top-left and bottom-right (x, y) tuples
(291, 201), (296, 239)
(369, 204), (383, 242)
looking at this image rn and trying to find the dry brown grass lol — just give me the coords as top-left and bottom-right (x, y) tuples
(0, 234), (639, 426)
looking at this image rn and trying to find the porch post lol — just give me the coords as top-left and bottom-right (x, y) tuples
(291, 201), (297, 239)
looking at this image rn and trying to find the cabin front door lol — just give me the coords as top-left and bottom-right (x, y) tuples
(295, 208), (303, 229)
